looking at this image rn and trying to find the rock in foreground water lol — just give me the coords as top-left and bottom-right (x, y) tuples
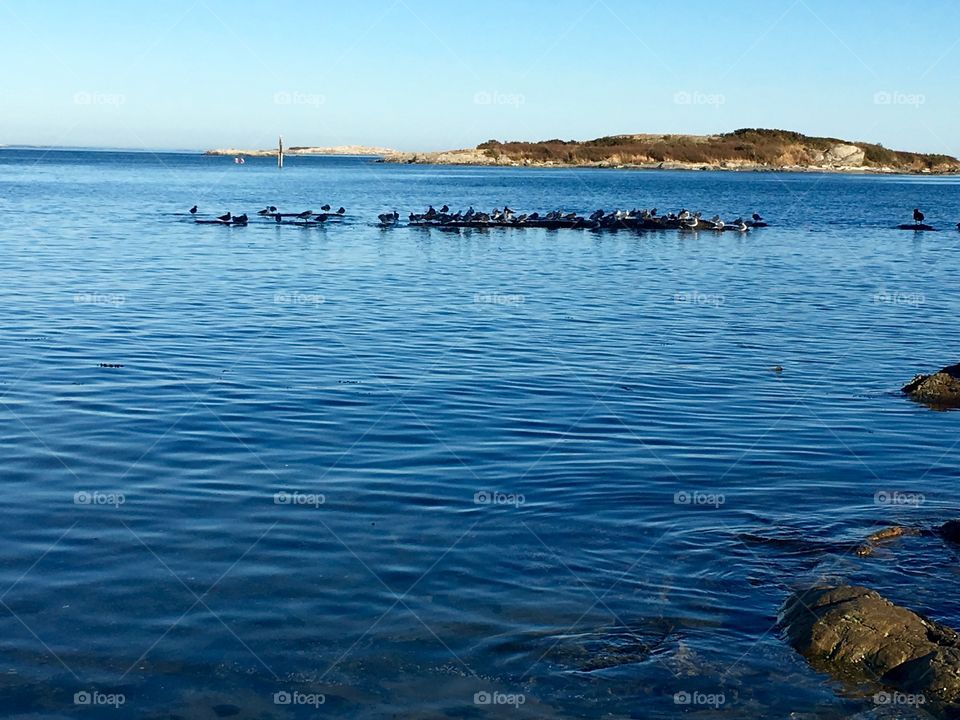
(903, 363), (960, 409)
(782, 585), (960, 708)
(941, 520), (960, 544)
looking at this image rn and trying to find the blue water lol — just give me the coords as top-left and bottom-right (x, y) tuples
(1, 149), (959, 718)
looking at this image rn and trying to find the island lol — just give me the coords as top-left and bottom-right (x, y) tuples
(381, 129), (960, 174)
(205, 145), (399, 158)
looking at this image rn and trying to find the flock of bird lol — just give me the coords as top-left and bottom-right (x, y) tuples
(186, 204), (960, 232)
(379, 205), (767, 232)
(190, 204), (346, 226)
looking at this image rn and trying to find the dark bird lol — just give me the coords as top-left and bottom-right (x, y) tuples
(189, 205), (198, 214)
(217, 212), (232, 222)
(752, 212), (763, 223)
(337, 207), (346, 215)
(257, 206), (278, 215)
(321, 204), (331, 211)
(297, 210), (313, 219)
(440, 205), (449, 213)
(275, 214), (282, 223)
(378, 211), (400, 225)
(914, 208), (925, 225)
(232, 214), (248, 225)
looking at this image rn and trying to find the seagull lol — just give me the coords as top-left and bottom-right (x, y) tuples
(913, 208), (925, 225)
(189, 205), (198, 214)
(321, 204), (331, 211)
(257, 206), (277, 215)
(217, 212), (232, 222)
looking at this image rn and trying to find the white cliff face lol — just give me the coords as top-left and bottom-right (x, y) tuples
(823, 143), (866, 166)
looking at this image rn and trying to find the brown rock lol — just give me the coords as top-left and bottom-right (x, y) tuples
(903, 363), (960, 409)
(782, 585), (960, 708)
(855, 526), (920, 556)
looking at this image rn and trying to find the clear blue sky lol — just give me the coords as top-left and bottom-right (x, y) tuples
(1, 0), (957, 155)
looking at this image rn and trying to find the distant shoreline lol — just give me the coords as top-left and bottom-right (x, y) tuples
(205, 130), (960, 175)
(205, 145), (399, 158)
(379, 153), (960, 176)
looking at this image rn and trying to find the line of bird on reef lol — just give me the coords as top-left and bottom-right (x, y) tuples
(189, 204), (347, 226)
(185, 204), (960, 232)
(378, 206), (766, 232)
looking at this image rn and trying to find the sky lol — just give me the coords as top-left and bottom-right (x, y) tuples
(0, 0), (958, 155)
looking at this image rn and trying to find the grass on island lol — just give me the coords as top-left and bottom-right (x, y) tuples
(477, 129), (959, 171)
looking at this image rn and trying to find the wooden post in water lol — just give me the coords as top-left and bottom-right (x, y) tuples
(278, 135), (284, 169)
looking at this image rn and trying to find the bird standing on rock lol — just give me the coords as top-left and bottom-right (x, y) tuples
(189, 205), (198, 214)
(914, 208), (925, 225)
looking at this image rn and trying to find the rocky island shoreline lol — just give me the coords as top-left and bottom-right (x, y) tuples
(380, 129), (960, 175)
(206, 129), (958, 174)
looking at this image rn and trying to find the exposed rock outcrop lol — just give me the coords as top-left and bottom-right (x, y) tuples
(824, 143), (866, 166)
(782, 585), (960, 710)
(940, 519), (960, 544)
(903, 363), (960, 409)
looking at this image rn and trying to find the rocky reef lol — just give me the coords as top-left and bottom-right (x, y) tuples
(782, 585), (960, 712)
(903, 363), (960, 409)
